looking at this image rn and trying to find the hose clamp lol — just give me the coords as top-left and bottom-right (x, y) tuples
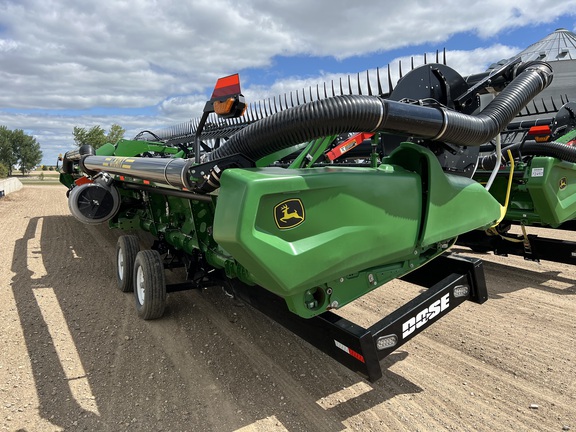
(371, 100), (386, 132)
(432, 108), (449, 141)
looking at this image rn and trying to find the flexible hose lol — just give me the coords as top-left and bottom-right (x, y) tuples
(480, 141), (576, 170)
(206, 95), (393, 161)
(438, 62), (553, 145)
(485, 131), (501, 190)
(206, 61), (553, 162)
(62, 145), (95, 174)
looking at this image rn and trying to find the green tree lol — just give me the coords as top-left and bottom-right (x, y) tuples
(12, 130), (42, 174)
(107, 124), (126, 145)
(73, 123), (126, 149)
(0, 126), (17, 176)
(0, 162), (8, 178)
(73, 125), (107, 149)
(0, 127), (42, 176)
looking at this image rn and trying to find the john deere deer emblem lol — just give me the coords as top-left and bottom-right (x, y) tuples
(274, 199), (305, 229)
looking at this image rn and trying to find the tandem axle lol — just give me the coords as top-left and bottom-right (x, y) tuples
(118, 232), (487, 383)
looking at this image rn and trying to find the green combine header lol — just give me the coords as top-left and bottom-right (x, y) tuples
(60, 60), (567, 381)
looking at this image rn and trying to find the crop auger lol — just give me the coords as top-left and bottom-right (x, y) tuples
(60, 58), (553, 381)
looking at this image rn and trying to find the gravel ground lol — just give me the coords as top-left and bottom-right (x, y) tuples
(1, 185), (575, 431)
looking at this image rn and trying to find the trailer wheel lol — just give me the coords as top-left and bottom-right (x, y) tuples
(116, 235), (140, 292)
(133, 250), (166, 320)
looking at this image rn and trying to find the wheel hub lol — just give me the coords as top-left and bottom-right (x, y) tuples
(136, 266), (145, 304)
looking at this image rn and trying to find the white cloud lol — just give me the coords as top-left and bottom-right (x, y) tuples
(242, 44), (521, 107)
(0, 0), (574, 163)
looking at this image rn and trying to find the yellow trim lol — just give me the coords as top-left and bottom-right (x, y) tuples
(491, 149), (515, 227)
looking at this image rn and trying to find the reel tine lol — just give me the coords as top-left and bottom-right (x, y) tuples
(267, 97), (273, 115)
(551, 96), (558, 111)
(366, 70), (373, 96)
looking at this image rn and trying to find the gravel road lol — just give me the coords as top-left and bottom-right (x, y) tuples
(1, 185), (575, 431)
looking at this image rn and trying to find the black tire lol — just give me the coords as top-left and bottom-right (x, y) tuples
(116, 235), (140, 292)
(133, 250), (166, 320)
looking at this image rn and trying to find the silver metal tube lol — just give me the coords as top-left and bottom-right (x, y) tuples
(80, 155), (193, 189)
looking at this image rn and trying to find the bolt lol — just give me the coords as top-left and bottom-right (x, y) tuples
(330, 301), (339, 309)
(413, 250), (418, 255)
(409, 263), (414, 268)
(368, 274), (374, 283)
(339, 277), (344, 283)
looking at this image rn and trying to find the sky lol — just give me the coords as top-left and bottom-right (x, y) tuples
(1, 1), (575, 165)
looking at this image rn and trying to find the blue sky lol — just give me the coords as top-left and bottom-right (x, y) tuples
(0, 1), (575, 165)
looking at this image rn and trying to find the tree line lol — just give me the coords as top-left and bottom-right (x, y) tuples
(0, 123), (126, 178)
(0, 126), (42, 177)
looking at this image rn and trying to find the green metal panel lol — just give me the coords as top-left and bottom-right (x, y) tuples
(525, 157), (576, 227)
(99, 139), (183, 157)
(213, 143), (501, 317)
(95, 143), (116, 156)
(475, 157), (576, 227)
(384, 143), (501, 246)
(214, 165), (422, 295)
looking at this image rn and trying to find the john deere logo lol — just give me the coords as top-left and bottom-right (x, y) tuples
(274, 199), (305, 229)
(560, 177), (567, 190)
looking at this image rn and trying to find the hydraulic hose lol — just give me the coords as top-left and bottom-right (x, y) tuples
(206, 61), (553, 162)
(62, 145), (95, 174)
(480, 141), (576, 170)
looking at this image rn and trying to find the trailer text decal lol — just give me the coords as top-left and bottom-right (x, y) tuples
(402, 293), (450, 339)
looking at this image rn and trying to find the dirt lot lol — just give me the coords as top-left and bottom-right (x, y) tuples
(1, 185), (575, 431)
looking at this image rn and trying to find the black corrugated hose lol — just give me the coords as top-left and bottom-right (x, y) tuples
(480, 141), (576, 170)
(205, 61), (553, 163)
